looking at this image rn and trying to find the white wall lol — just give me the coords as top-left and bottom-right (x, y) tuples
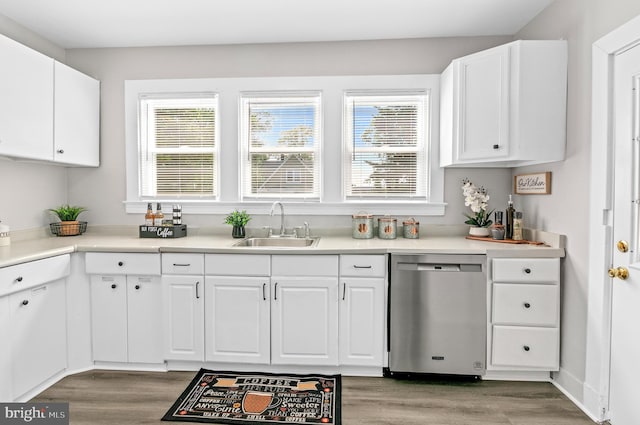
(514, 0), (640, 410)
(0, 15), (68, 231)
(63, 37), (513, 230)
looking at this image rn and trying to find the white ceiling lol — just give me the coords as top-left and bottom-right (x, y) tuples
(0, 0), (555, 49)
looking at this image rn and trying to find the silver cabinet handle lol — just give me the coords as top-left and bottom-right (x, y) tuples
(15, 276), (23, 283)
(274, 282), (278, 300)
(173, 263), (191, 267)
(353, 265), (372, 269)
(57, 149), (64, 154)
(342, 283), (346, 300)
(195, 281), (200, 299)
(263, 283), (267, 301)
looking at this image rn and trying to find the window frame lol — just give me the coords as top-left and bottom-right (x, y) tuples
(239, 91), (323, 201)
(124, 75), (444, 216)
(343, 91), (429, 201)
(138, 94), (219, 199)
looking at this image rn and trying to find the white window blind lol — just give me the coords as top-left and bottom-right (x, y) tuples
(343, 93), (428, 200)
(240, 93), (322, 200)
(139, 95), (218, 198)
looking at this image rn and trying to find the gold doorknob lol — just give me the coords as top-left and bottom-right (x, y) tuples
(608, 266), (629, 280)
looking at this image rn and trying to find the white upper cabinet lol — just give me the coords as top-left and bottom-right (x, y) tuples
(54, 61), (100, 166)
(0, 33), (100, 166)
(0, 33), (54, 161)
(440, 40), (568, 167)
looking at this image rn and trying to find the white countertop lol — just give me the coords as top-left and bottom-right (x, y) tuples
(0, 225), (565, 268)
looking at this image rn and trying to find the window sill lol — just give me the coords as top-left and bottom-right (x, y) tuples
(124, 200), (446, 216)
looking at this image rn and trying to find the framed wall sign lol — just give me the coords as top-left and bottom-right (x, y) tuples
(514, 172), (551, 195)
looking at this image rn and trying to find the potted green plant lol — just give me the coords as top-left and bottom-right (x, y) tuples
(49, 204), (87, 236)
(224, 209), (251, 238)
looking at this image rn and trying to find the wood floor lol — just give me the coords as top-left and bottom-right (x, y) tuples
(33, 370), (595, 425)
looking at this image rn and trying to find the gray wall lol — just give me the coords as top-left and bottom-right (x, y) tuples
(514, 0), (640, 405)
(62, 37), (513, 230)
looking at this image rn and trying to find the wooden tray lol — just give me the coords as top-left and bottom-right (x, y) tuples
(465, 235), (546, 245)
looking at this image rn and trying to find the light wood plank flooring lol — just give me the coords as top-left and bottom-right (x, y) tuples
(33, 370), (595, 425)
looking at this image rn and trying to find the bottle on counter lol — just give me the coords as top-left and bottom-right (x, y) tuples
(513, 211), (524, 241)
(155, 203), (164, 226)
(505, 194), (515, 239)
(145, 203), (155, 226)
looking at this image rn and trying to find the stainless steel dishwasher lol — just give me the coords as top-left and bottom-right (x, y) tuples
(388, 253), (486, 377)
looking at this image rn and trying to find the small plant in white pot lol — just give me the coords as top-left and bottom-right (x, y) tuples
(49, 205), (87, 236)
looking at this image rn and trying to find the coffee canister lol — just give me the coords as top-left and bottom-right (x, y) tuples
(402, 218), (420, 239)
(377, 216), (397, 239)
(352, 213), (374, 239)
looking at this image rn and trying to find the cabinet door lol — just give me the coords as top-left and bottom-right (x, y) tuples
(10, 280), (66, 399)
(0, 34), (54, 161)
(271, 276), (338, 366)
(90, 275), (128, 362)
(54, 61), (100, 166)
(205, 276), (270, 364)
(127, 276), (163, 364)
(162, 275), (204, 361)
(0, 296), (12, 401)
(339, 278), (385, 366)
(455, 44), (510, 161)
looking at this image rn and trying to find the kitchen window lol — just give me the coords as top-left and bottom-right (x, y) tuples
(138, 94), (219, 198)
(240, 93), (322, 200)
(343, 92), (428, 200)
(124, 75), (444, 215)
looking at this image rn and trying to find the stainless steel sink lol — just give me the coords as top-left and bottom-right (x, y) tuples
(233, 237), (320, 248)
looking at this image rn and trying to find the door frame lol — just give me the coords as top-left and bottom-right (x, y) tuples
(587, 13), (640, 422)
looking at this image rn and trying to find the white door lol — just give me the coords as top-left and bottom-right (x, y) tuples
(205, 276), (270, 364)
(10, 281), (66, 399)
(610, 42), (640, 425)
(127, 276), (163, 364)
(90, 275), (128, 362)
(271, 276), (338, 366)
(456, 44), (510, 161)
(162, 275), (204, 361)
(54, 61), (100, 166)
(339, 278), (385, 366)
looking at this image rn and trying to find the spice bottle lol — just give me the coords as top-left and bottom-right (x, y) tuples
(513, 211), (524, 241)
(155, 203), (164, 226)
(145, 203), (155, 226)
(505, 194), (515, 239)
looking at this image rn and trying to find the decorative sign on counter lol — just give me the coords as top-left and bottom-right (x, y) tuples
(514, 172), (551, 195)
(139, 224), (187, 238)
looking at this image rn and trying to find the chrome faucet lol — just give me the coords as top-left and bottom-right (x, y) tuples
(270, 201), (286, 236)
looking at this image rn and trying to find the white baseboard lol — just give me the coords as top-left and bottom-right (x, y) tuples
(552, 367), (604, 423)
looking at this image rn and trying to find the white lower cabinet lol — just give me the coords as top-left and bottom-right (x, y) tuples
(86, 253), (163, 364)
(339, 255), (386, 367)
(90, 275), (163, 364)
(0, 254), (70, 401)
(271, 276), (339, 365)
(205, 276), (270, 364)
(489, 257), (560, 372)
(162, 254), (205, 361)
(11, 279), (67, 399)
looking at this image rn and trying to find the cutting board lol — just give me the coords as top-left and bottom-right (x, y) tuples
(465, 235), (546, 245)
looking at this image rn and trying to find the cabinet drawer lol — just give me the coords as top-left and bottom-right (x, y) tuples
(205, 254), (270, 276)
(162, 253), (204, 275)
(340, 255), (387, 277)
(493, 283), (558, 326)
(492, 258), (559, 283)
(85, 252), (161, 275)
(272, 255), (338, 277)
(0, 254), (70, 297)
(492, 326), (559, 370)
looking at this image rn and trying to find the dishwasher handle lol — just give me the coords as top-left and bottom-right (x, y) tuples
(396, 262), (482, 272)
